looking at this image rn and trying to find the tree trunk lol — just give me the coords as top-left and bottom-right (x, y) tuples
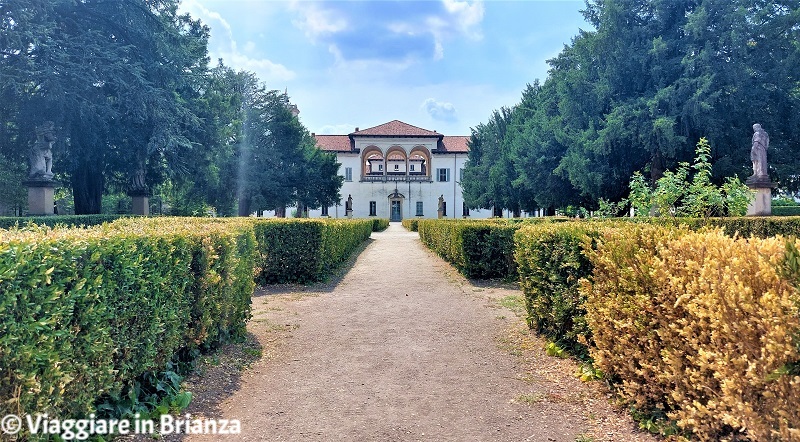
(71, 161), (104, 214)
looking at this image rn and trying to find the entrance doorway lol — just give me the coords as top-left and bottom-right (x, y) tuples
(390, 200), (402, 221)
(388, 189), (405, 222)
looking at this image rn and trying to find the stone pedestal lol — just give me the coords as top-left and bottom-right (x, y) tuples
(437, 210), (443, 219)
(25, 180), (55, 215)
(129, 190), (150, 216)
(746, 176), (776, 216)
(346, 210), (353, 219)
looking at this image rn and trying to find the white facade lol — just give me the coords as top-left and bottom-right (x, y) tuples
(309, 120), (492, 221)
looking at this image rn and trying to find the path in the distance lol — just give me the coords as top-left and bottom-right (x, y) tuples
(190, 223), (594, 441)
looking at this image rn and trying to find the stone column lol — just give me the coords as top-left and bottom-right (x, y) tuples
(745, 176), (776, 216)
(129, 190), (150, 216)
(24, 180), (56, 216)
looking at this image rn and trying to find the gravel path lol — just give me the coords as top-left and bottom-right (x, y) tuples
(185, 223), (655, 442)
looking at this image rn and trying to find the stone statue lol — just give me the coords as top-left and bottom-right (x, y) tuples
(438, 195), (444, 212)
(750, 123), (769, 178)
(346, 194), (353, 211)
(29, 121), (55, 180)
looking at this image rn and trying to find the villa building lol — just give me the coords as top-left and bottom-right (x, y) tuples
(309, 120), (492, 221)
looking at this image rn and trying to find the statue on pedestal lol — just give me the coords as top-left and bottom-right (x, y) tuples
(345, 194), (353, 212)
(750, 123), (769, 179)
(28, 121), (55, 181)
(438, 195), (444, 212)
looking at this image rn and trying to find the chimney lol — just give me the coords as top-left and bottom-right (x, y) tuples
(355, 127), (359, 132)
(311, 132), (316, 137)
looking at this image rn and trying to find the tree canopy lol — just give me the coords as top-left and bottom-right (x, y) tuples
(464, 0), (800, 213)
(0, 0), (342, 215)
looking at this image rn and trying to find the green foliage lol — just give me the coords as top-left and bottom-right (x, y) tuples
(252, 219), (372, 284)
(237, 83), (342, 216)
(418, 219), (546, 279)
(371, 218), (389, 232)
(0, 218), (255, 430)
(774, 206), (800, 216)
(626, 138), (752, 217)
(402, 218), (420, 232)
(514, 222), (603, 359)
(462, 0), (800, 210)
(0, 214), (134, 230)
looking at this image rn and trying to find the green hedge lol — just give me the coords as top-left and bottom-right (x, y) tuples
(402, 218), (420, 232)
(629, 216), (800, 238)
(0, 214), (135, 230)
(253, 218), (373, 284)
(771, 206), (800, 216)
(0, 218), (255, 423)
(514, 222), (605, 357)
(371, 218), (390, 232)
(418, 219), (545, 279)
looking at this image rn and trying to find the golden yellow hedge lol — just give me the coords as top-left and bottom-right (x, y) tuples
(584, 226), (800, 441)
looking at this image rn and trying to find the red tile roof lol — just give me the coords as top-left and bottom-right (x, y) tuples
(351, 120), (441, 137)
(314, 121), (470, 154)
(315, 135), (352, 152)
(438, 136), (470, 153)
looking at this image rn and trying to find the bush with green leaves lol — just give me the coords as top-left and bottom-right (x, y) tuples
(0, 214), (136, 230)
(371, 218), (390, 232)
(253, 218), (372, 284)
(627, 138), (752, 217)
(513, 222), (605, 358)
(0, 218), (256, 428)
(402, 218), (420, 232)
(418, 219), (545, 279)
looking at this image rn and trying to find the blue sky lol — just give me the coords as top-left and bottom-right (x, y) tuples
(178, 0), (592, 135)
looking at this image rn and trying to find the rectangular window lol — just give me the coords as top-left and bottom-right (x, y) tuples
(416, 201), (423, 216)
(437, 168), (450, 182)
(459, 168), (464, 182)
(369, 201), (377, 216)
(378, 164), (383, 171)
(441, 201), (447, 217)
(321, 206), (329, 216)
(394, 164), (399, 171)
(344, 167), (352, 182)
(462, 202), (470, 217)
(410, 164), (415, 172)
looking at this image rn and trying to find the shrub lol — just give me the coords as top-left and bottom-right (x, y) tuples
(371, 218), (390, 232)
(773, 206), (800, 216)
(0, 214), (135, 230)
(418, 219), (530, 279)
(583, 226), (800, 440)
(252, 218), (372, 283)
(402, 218), (419, 232)
(514, 222), (603, 357)
(0, 218), (256, 425)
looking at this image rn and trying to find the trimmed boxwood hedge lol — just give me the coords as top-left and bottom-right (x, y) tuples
(417, 219), (548, 279)
(402, 218), (420, 232)
(0, 214), (135, 230)
(371, 218), (390, 232)
(0, 218), (256, 423)
(253, 218), (374, 284)
(0, 216), (375, 429)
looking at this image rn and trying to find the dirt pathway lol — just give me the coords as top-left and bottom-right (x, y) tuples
(185, 223), (655, 442)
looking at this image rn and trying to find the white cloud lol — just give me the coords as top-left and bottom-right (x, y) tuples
(443, 0), (485, 39)
(421, 98), (458, 122)
(180, 0), (296, 83)
(285, 1), (484, 65)
(290, 1), (348, 40)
